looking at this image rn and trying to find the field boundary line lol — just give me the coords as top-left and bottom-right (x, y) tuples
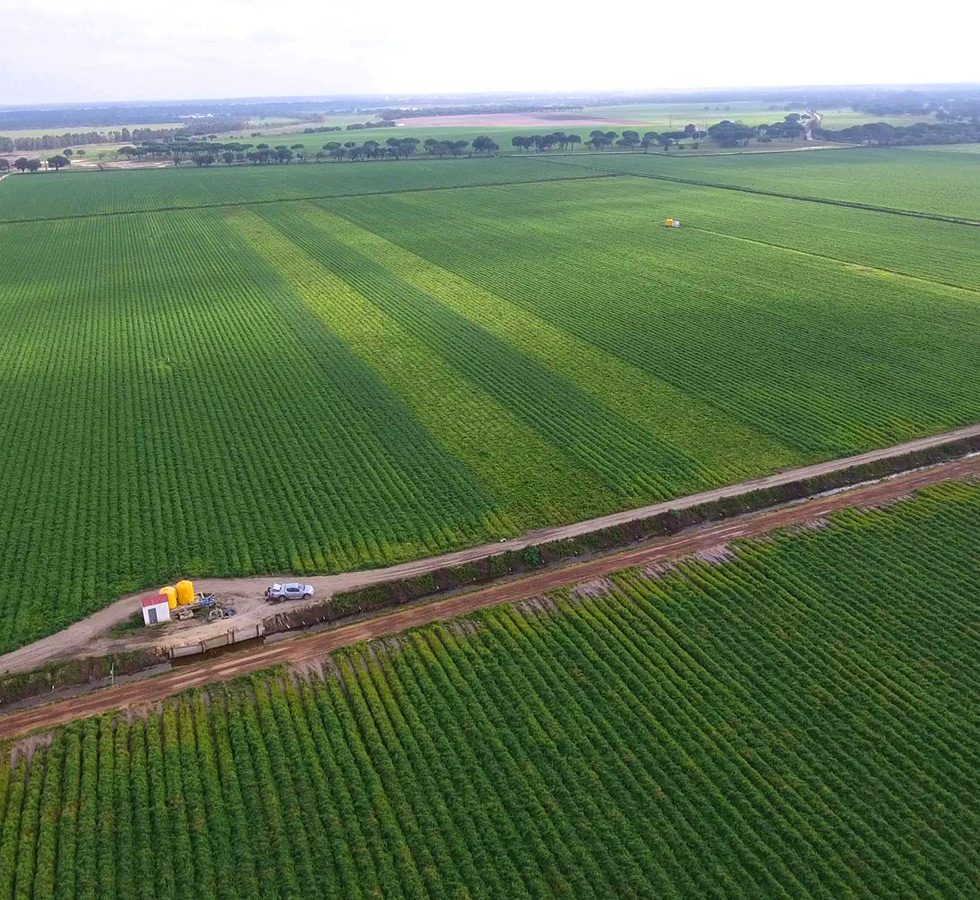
(2, 452), (979, 739)
(0, 172), (622, 226)
(539, 156), (980, 227)
(687, 225), (980, 297)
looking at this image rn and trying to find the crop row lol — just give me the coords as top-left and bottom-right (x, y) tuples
(0, 209), (517, 652)
(551, 147), (980, 222)
(2, 160), (980, 654)
(3, 480), (980, 896)
(331, 178), (980, 455)
(0, 157), (602, 223)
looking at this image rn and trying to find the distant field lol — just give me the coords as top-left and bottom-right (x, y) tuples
(555, 147), (980, 220)
(1, 154), (979, 651)
(815, 109), (936, 128)
(267, 103), (927, 154)
(0, 123), (183, 140)
(910, 143), (980, 154)
(581, 101), (799, 127)
(248, 101), (811, 155)
(3, 478), (980, 897)
(0, 158), (602, 221)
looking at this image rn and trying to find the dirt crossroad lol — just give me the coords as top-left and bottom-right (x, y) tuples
(1, 452), (977, 740)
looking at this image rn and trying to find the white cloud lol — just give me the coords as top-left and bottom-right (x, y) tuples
(0, 0), (976, 104)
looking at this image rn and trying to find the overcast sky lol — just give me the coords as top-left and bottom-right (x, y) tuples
(1, 0), (976, 106)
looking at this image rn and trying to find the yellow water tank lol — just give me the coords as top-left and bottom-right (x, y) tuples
(159, 586), (178, 610)
(176, 580), (195, 606)
(664, 218), (674, 227)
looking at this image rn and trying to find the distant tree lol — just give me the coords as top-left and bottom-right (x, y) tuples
(192, 153), (216, 167)
(117, 146), (138, 157)
(256, 143), (270, 150)
(641, 131), (659, 151)
(0, 159), (9, 173)
(222, 151), (236, 165)
(47, 154), (70, 170)
(449, 139), (470, 157)
(397, 138), (419, 158)
(75, 149), (86, 156)
(566, 133), (582, 150)
(472, 135), (497, 155)
(63, 148), (74, 157)
(683, 123), (697, 137)
(658, 134), (674, 151)
(322, 141), (341, 152)
(431, 141), (451, 158)
(275, 147), (293, 163)
(619, 130), (641, 150)
(329, 147), (347, 161)
(13, 157), (30, 172)
(511, 135), (530, 152)
(290, 143), (304, 150)
(26, 159), (42, 173)
(863, 122), (895, 145)
(587, 130), (615, 150)
(343, 141), (357, 150)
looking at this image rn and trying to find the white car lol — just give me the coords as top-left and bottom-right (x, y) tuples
(265, 582), (314, 603)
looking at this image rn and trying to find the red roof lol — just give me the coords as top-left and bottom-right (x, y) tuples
(141, 596), (167, 608)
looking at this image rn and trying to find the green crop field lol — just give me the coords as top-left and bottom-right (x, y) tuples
(0, 156), (980, 652)
(3, 479), (980, 897)
(0, 158), (603, 222)
(223, 102), (803, 155)
(555, 147), (980, 220)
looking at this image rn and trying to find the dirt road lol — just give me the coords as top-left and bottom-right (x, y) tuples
(1, 453), (977, 740)
(3, 421), (980, 678)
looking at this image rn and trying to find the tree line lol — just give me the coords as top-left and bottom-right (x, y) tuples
(106, 134), (503, 167)
(0, 126), (182, 153)
(509, 116), (807, 152)
(814, 119), (980, 147)
(2, 153), (72, 173)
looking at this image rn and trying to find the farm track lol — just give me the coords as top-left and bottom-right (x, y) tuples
(0, 171), (621, 225)
(2, 452), (979, 740)
(543, 157), (980, 227)
(5, 421), (980, 678)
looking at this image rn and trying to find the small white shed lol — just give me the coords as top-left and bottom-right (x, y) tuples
(141, 595), (171, 626)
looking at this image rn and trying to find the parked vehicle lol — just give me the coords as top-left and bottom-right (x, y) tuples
(265, 582), (314, 603)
